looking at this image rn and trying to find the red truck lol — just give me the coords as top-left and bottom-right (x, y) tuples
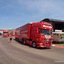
(15, 21), (53, 48)
(2, 30), (9, 37)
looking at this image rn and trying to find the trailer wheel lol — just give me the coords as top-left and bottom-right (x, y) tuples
(32, 42), (36, 48)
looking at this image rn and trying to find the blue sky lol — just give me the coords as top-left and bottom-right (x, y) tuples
(0, 0), (64, 29)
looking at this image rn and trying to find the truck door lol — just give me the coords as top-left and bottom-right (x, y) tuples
(31, 27), (38, 40)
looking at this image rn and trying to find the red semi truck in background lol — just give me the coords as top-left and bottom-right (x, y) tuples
(2, 30), (9, 37)
(15, 21), (53, 48)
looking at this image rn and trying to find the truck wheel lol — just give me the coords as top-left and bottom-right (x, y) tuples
(32, 42), (36, 48)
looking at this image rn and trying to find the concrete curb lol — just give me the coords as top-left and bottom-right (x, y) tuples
(52, 44), (64, 48)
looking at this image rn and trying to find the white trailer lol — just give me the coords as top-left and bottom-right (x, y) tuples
(53, 30), (64, 42)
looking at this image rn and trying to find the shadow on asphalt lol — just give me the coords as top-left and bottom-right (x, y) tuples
(14, 39), (51, 50)
(14, 39), (24, 45)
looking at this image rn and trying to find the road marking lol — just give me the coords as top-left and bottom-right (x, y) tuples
(54, 61), (64, 63)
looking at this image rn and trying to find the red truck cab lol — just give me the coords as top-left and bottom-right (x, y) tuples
(15, 21), (53, 48)
(2, 30), (9, 37)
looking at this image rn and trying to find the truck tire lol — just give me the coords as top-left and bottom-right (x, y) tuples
(32, 42), (36, 48)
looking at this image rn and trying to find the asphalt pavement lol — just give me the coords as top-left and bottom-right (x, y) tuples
(0, 36), (64, 64)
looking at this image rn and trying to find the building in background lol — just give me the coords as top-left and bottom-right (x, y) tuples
(41, 18), (64, 32)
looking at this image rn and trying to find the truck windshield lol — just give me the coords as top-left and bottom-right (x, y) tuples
(39, 29), (52, 35)
(3, 32), (8, 34)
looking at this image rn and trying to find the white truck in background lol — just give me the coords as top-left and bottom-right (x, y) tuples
(52, 30), (64, 42)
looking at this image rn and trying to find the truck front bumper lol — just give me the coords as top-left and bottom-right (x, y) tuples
(37, 42), (51, 48)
